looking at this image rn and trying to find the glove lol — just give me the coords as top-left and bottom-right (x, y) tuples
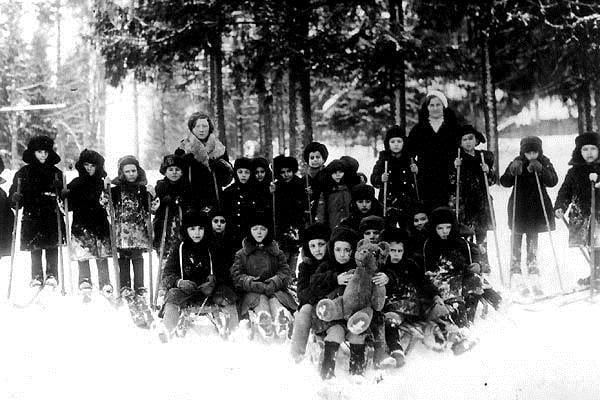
(11, 192), (23, 204)
(264, 281), (278, 296)
(508, 160), (523, 176)
(177, 279), (197, 292)
(468, 263), (481, 274)
(249, 281), (267, 294)
(527, 159), (543, 174)
(199, 280), (216, 296)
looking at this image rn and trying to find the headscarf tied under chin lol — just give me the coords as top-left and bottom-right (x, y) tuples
(180, 133), (227, 168)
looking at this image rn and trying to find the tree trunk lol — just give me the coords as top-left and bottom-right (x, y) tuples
(389, 0), (406, 132)
(481, 33), (499, 172)
(212, 26), (226, 147)
(583, 81), (593, 132)
(132, 77), (139, 160)
(288, 61), (299, 159)
(594, 80), (600, 132)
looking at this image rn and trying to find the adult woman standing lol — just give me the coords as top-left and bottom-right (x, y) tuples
(407, 91), (460, 210)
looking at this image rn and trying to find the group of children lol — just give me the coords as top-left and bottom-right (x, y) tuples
(2, 97), (600, 379)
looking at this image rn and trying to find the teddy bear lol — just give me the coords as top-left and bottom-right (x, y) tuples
(316, 239), (389, 334)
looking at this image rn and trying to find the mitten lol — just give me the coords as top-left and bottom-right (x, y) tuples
(508, 160), (523, 176)
(249, 281), (267, 294)
(264, 281), (278, 296)
(199, 280), (215, 296)
(177, 279), (197, 292)
(11, 192), (23, 204)
(468, 263), (481, 274)
(527, 159), (542, 173)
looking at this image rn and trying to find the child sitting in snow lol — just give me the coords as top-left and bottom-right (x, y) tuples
(0, 157), (15, 259)
(500, 136), (558, 296)
(107, 155), (151, 297)
(290, 223), (330, 361)
(230, 213), (297, 338)
(158, 211), (238, 341)
(207, 208), (239, 287)
(315, 159), (353, 232)
(9, 135), (65, 288)
(408, 204), (429, 267)
(340, 183), (383, 232)
(66, 149), (113, 295)
(554, 132), (600, 288)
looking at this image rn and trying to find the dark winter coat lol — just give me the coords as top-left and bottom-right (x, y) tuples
(209, 230), (239, 287)
(499, 154), (558, 233)
(448, 149), (496, 235)
(305, 167), (326, 219)
(230, 237), (297, 315)
(10, 163), (65, 251)
(0, 184), (14, 257)
(152, 178), (193, 258)
(407, 226), (428, 267)
(407, 108), (459, 209)
(222, 180), (259, 244)
(67, 172), (111, 261)
(274, 175), (308, 250)
(555, 160), (600, 247)
(371, 150), (418, 213)
(110, 179), (150, 251)
(296, 246), (323, 307)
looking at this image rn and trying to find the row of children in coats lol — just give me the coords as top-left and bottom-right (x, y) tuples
(2, 112), (599, 379)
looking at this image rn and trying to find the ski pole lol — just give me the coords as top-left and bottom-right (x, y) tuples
(534, 171), (563, 291)
(559, 214), (591, 263)
(509, 175), (518, 288)
(146, 192), (154, 306)
(383, 161), (389, 218)
(480, 153), (505, 287)
(55, 173), (66, 296)
(104, 179), (121, 294)
(590, 179), (596, 299)
(455, 148), (461, 218)
(410, 157), (420, 201)
(272, 180), (278, 240)
(7, 178), (21, 300)
(153, 204), (170, 307)
(62, 166), (74, 294)
(305, 173), (313, 224)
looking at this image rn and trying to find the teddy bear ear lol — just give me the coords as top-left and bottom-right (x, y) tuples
(356, 238), (370, 250)
(378, 241), (390, 252)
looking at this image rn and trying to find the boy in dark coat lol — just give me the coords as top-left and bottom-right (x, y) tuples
(230, 213), (297, 338)
(271, 155), (307, 274)
(158, 211), (238, 341)
(0, 157), (15, 258)
(500, 136), (558, 296)
(252, 156), (273, 211)
(371, 125), (418, 223)
(66, 149), (112, 294)
(449, 125), (496, 261)
(9, 135), (65, 287)
(340, 183), (383, 232)
(408, 204), (429, 267)
(555, 132), (600, 287)
(315, 159), (352, 232)
(290, 223), (330, 361)
(303, 142), (329, 221)
(152, 154), (193, 263)
(207, 208), (239, 286)
(223, 157), (258, 245)
(108, 155), (151, 296)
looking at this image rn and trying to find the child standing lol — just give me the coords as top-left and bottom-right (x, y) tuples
(271, 155), (307, 274)
(66, 149), (112, 294)
(230, 214), (297, 338)
(109, 155), (151, 297)
(9, 135), (65, 287)
(315, 159), (352, 232)
(252, 156), (273, 211)
(0, 157), (15, 258)
(340, 183), (383, 232)
(450, 125), (496, 257)
(303, 142), (329, 221)
(223, 157), (258, 245)
(554, 132), (600, 287)
(371, 125), (418, 221)
(500, 136), (558, 296)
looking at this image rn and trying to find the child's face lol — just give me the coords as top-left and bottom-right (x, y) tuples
(388, 242), (404, 264)
(363, 229), (380, 244)
(388, 137), (404, 153)
(333, 241), (352, 264)
(436, 223), (452, 240)
(83, 162), (96, 176)
(460, 134), (477, 152)
(427, 97), (444, 119)
(413, 212), (428, 231)
(165, 166), (182, 182)
(356, 199), (372, 213)
(237, 168), (251, 184)
(331, 170), (344, 183)
(308, 152), (324, 169)
(280, 167), (294, 182)
(192, 118), (210, 140)
(250, 225), (268, 243)
(308, 238), (327, 261)
(211, 216), (226, 234)
(581, 145), (599, 163)
(254, 167), (266, 182)
(122, 164), (138, 182)
(524, 151), (538, 161)
(187, 226), (205, 243)
(35, 150), (48, 164)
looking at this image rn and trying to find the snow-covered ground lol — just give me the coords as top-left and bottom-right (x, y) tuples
(1, 134), (599, 400)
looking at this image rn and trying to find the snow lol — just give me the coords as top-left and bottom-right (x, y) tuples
(1, 134), (600, 400)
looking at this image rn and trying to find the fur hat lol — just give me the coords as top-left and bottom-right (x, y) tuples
(329, 226), (360, 250)
(381, 227), (408, 245)
(459, 124), (486, 145)
(302, 223), (331, 244)
(22, 135), (61, 165)
(303, 142), (329, 163)
(575, 132), (600, 149)
(273, 155), (299, 175)
(234, 157), (253, 171)
(114, 155), (147, 185)
(187, 112), (214, 137)
(252, 157), (270, 171)
(359, 215), (385, 233)
(75, 149), (107, 178)
(325, 159), (346, 175)
(520, 136), (543, 155)
(159, 154), (187, 175)
(247, 211), (272, 230)
(384, 125), (406, 151)
(425, 90), (448, 108)
(340, 156), (359, 174)
(429, 207), (457, 228)
(182, 210), (210, 230)
(351, 183), (376, 202)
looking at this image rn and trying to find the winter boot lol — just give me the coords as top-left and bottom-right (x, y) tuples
(528, 274), (544, 297)
(44, 275), (58, 289)
(320, 341), (340, 380)
(372, 341), (396, 369)
(257, 311), (274, 338)
(510, 273), (530, 297)
(316, 297), (344, 322)
(30, 278), (43, 288)
(348, 343), (366, 376)
(347, 307), (373, 335)
(101, 284), (114, 297)
(390, 348), (406, 368)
